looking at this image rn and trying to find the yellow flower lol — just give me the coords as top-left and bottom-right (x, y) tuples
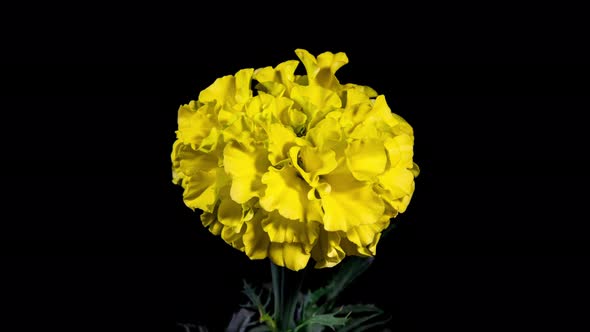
(171, 49), (419, 271)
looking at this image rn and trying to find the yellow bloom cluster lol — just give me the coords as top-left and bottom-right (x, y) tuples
(171, 49), (419, 271)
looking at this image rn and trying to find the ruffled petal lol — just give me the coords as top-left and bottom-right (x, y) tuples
(290, 85), (342, 127)
(290, 146), (338, 186)
(217, 196), (243, 230)
(267, 123), (300, 165)
(201, 212), (224, 236)
(341, 83), (378, 104)
(223, 141), (269, 203)
(295, 48), (348, 91)
(259, 166), (310, 221)
(294, 49), (319, 80)
(198, 68), (254, 107)
(365, 95), (400, 130)
(340, 102), (374, 135)
(261, 211), (319, 251)
(378, 167), (414, 205)
(234, 68), (254, 104)
(307, 117), (343, 150)
(253, 60), (300, 98)
(176, 101), (218, 148)
(384, 135), (415, 169)
(243, 210), (271, 260)
(321, 172), (385, 232)
(171, 141), (218, 183)
(181, 169), (218, 212)
(316, 51), (349, 76)
(311, 230), (346, 268)
(377, 166), (416, 212)
(221, 223), (245, 251)
(198, 75), (235, 106)
(345, 221), (389, 249)
(224, 116), (256, 149)
(269, 242), (310, 271)
(345, 138), (388, 181)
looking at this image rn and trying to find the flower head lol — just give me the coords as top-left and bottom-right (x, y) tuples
(171, 49), (419, 271)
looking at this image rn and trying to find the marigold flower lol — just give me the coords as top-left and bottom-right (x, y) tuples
(171, 49), (419, 271)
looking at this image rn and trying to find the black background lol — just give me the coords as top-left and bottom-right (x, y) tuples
(1, 5), (589, 332)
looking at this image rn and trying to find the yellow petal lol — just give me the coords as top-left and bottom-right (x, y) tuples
(269, 242), (310, 271)
(339, 236), (372, 257)
(223, 141), (269, 203)
(294, 49), (348, 90)
(176, 102), (218, 148)
(342, 83), (378, 102)
(305, 199), (324, 223)
(201, 212), (223, 236)
(366, 95), (400, 129)
(307, 117), (342, 150)
(244, 93), (274, 137)
(346, 138), (388, 181)
(243, 210), (270, 260)
(200, 211), (215, 227)
(222, 113), (256, 148)
(314, 51), (348, 91)
(234, 68), (254, 104)
(288, 108), (307, 135)
(290, 146), (337, 186)
(171, 141), (218, 184)
(221, 223), (245, 251)
(181, 169), (218, 212)
(217, 197), (243, 229)
(384, 135), (415, 169)
(290, 85), (342, 127)
(267, 123), (299, 165)
(391, 113), (414, 137)
(259, 166), (309, 221)
(368, 232), (382, 255)
(261, 211), (319, 250)
(294, 49), (319, 80)
(410, 162), (420, 178)
(340, 228), (383, 257)
(316, 51), (349, 76)
(252, 66), (276, 83)
(377, 166), (416, 203)
(321, 172), (385, 232)
(253, 60), (299, 97)
(340, 102), (374, 135)
(273, 60), (299, 95)
(311, 230), (346, 268)
(255, 81), (286, 97)
(198, 69), (254, 107)
(198, 75), (235, 106)
(345, 222), (388, 248)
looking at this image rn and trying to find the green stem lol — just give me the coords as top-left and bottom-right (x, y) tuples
(284, 267), (305, 329)
(271, 261), (281, 330)
(270, 261), (307, 331)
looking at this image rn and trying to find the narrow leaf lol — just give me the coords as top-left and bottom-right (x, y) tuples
(294, 312), (348, 332)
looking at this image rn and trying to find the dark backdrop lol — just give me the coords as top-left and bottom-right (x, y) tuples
(1, 7), (589, 332)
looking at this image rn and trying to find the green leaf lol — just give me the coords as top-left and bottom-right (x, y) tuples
(294, 312), (349, 332)
(325, 256), (374, 304)
(301, 256), (376, 322)
(242, 280), (271, 314)
(339, 304), (383, 314)
(249, 325), (273, 332)
(241, 279), (278, 331)
(337, 304), (391, 332)
(301, 288), (329, 319)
